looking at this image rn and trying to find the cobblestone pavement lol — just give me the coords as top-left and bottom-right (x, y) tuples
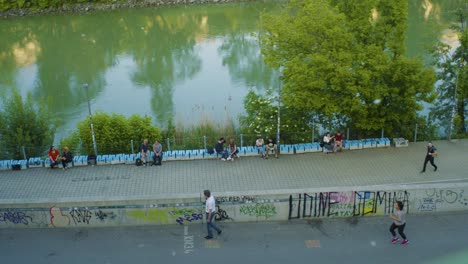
(0, 140), (466, 203)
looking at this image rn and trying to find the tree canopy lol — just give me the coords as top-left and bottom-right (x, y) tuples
(260, 0), (436, 138)
(60, 113), (161, 155)
(430, 8), (467, 139)
(0, 89), (55, 159)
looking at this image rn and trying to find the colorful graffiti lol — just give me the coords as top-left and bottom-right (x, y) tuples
(240, 203), (277, 219)
(126, 207), (203, 225)
(289, 191), (410, 219)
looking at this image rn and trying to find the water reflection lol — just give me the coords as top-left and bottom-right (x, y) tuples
(0, 1), (465, 140)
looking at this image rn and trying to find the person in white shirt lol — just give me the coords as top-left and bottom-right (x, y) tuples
(255, 136), (265, 158)
(322, 132), (335, 154)
(204, 190), (222, 239)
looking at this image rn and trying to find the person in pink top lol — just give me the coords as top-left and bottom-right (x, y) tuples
(48, 146), (60, 169)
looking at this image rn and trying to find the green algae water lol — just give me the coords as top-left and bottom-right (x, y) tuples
(0, 1), (465, 140)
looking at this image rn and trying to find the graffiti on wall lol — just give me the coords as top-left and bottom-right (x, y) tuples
(70, 208), (92, 225)
(126, 208), (203, 225)
(425, 189), (467, 206)
(95, 210), (117, 222)
(418, 189), (468, 212)
(0, 210), (33, 225)
(289, 191), (410, 219)
(239, 203), (277, 219)
(214, 206), (231, 221)
(216, 196), (257, 204)
(50, 207), (71, 227)
(418, 198), (436, 212)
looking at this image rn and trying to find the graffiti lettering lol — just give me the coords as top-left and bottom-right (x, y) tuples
(216, 196), (257, 204)
(289, 191), (410, 219)
(70, 208), (92, 225)
(425, 189), (467, 205)
(239, 203), (277, 219)
(214, 206), (230, 221)
(418, 198), (436, 212)
(94, 210), (116, 222)
(168, 209), (195, 216)
(176, 213), (203, 225)
(0, 211), (33, 225)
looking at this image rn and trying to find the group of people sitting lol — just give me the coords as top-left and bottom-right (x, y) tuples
(321, 131), (344, 154)
(215, 137), (240, 161)
(255, 137), (278, 159)
(48, 146), (73, 169)
(140, 139), (163, 166)
(212, 136), (278, 161)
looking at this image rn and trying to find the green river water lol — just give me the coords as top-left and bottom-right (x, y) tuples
(0, 0), (465, 140)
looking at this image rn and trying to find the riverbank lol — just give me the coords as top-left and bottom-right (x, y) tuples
(0, 0), (251, 18)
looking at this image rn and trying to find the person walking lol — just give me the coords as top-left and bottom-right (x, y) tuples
(421, 142), (437, 173)
(389, 201), (409, 245)
(204, 190), (222, 239)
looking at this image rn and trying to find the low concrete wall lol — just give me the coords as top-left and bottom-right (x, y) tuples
(1, 183), (467, 228)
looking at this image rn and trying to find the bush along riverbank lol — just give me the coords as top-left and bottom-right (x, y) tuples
(0, 0), (246, 18)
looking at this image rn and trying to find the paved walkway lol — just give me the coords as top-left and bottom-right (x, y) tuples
(0, 140), (467, 204)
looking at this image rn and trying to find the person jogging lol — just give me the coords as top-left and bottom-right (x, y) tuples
(421, 142), (438, 173)
(389, 201), (409, 245)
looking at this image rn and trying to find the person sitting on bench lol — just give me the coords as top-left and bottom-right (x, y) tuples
(215, 137), (229, 161)
(265, 137), (278, 159)
(152, 140), (163, 165)
(323, 132), (335, 154)
(60, 146), (73, 170)
(48, 146), (60, 169)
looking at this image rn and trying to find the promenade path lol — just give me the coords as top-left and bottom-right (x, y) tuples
(0, 139), (466, 204)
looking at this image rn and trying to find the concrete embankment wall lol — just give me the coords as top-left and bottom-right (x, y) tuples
(1, 183), (467, 228)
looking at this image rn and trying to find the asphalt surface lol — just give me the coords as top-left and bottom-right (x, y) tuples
(1, 211), (467, 264)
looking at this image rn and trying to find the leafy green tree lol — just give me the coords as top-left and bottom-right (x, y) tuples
(0, 89), (55, 159)
(60, 113), (161, 155)
(260, 0), (436, 139)
(431, 8), (467, 139)
(239, 88), (311, 145)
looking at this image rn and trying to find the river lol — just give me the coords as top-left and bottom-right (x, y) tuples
(0, 0), (465, 141)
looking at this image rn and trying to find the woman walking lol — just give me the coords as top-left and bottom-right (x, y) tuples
(389, 201), (409, 245)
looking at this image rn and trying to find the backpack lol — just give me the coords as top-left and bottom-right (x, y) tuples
(207, 147), (214, 155)
(135, 158), (143, 166)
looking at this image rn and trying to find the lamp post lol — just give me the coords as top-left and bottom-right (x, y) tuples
(277, 71), (282, 150)
(83, 83), (98, 158)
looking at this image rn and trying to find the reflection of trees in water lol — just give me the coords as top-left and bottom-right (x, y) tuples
(0, 15), (123, 125)
(407, 0), (465, 58)
(127, 12), (202, 125)
(218, 33), (277, 92)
